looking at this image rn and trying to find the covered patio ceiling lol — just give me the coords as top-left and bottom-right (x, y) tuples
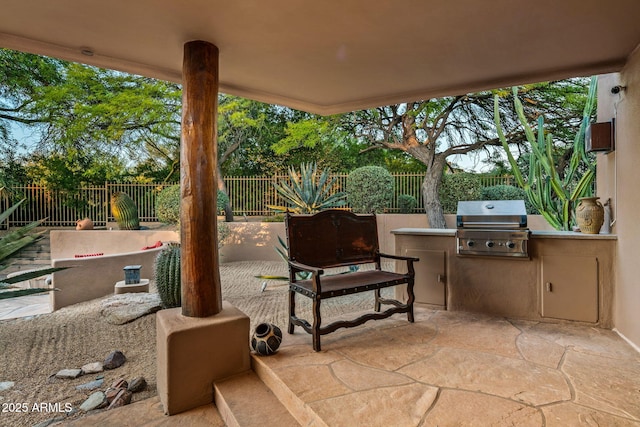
(2, 0), (640, 115)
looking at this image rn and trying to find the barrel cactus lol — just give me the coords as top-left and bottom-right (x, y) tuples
(110, 192), (140, 230)
(155, 243), (181, 308)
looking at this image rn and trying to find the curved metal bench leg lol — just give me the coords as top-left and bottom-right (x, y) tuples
(406, 279), (415, 323)
(288, 288), (296, 334)
(312, 297), (321, 351)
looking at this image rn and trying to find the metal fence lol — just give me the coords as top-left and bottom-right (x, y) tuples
(0, 174), (514, 227)
(0, 182), (176, 228)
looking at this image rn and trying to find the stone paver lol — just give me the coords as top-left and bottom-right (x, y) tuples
(424, 389), (543, 426)
(516, 332), (566, 368)
(562, 348), (640, 420)
(398, 346), (571, 406)
(543, 402), (640, 427)
(0, 293), (51, 320)
(256, 306), (639, 426)
(330, 359), (413, 391)
(309, 383), (438, 427)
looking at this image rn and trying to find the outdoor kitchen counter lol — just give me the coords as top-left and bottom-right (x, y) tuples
(392, 228), (615, 328)
(392, 227), (618, 239)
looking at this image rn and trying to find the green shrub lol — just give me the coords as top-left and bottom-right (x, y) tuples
(156, 185), (181, 224)
(347, 166), (394, 214)
(262, 214), (285, 222)
(156, 185), (229, 225)
(398, 194), (417, 213)
(439, 173), (482, 214)
(481, 185), (539, 214)
(217, 190), (230, 213)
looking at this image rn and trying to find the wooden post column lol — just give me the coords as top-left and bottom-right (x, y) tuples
(180, 40), (222, 317)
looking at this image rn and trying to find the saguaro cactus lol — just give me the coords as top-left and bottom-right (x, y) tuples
(110, 192), (140, 230)
(155, 244), (181, 308)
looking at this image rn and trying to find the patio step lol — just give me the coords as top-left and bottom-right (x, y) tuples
(251, 354), (330, 427)
(1, 232), (51, 279)
(214, 370), (300, 427)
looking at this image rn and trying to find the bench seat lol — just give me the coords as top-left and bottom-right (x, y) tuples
(285, 210), (418, 351)
(291, 270), (410, 299)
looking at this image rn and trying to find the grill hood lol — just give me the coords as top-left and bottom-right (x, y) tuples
(456, 200), (527, 229)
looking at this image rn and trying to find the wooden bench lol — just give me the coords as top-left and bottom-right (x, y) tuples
(285, 210), (418, 351)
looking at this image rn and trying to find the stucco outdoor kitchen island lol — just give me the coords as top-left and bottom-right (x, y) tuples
(392, 228), (616, 328)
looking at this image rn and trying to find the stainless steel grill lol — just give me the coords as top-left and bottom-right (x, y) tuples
(456, 200), (530, 258)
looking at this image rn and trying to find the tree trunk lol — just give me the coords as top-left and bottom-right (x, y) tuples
(422, 159), (447, 229)
(407, 145), (447, 229)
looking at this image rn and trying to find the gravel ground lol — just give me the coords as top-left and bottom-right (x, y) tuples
(0, 260), (389, 426)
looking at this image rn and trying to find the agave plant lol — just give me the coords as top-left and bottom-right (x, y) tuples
(0, 267), (67, 300)
(0, 195), (46, 268)
(268, 162), (346, 214)
(0, 191), (67, 299)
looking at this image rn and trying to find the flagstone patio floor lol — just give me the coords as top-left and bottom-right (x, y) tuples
(71, 305), (640, 426)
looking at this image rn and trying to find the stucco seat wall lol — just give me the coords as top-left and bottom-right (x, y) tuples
(50, 230), (179, 310)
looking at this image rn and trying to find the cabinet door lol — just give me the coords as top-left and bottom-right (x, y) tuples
(541, 255), (598, 322)
(403, 249), (446, 308)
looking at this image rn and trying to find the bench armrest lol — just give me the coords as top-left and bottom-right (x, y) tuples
(378, 252), (418, 276)
(287, 260), (324, 276)
(378, 252), (419, 262)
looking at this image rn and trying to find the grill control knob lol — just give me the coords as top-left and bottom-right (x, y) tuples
(506, 241), (516, 249)
(467, 240), (475, 247)
(486, 241), (495, 248)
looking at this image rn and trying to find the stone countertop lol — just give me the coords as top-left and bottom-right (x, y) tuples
(391, 228), (617, 240)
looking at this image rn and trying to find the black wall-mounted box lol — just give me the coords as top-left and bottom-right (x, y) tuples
(586, 120), (615, 153)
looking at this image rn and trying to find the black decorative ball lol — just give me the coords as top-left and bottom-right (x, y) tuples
(251, 323), (283, 356)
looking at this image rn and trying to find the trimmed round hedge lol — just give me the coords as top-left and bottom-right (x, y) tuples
(155, 185), (229, 224)
(439, 173), (482, 214)
(398, 194), (417, 213)
(481, 184), (538, 214)
(347, 166), (394, 214)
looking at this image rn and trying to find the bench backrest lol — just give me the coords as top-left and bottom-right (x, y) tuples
(285, 210), (379, 268)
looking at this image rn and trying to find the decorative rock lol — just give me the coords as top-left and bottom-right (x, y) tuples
(55, 369), (83, 379)
(100, 293), (162, 325)
(103, 350), (126, 370)
(111, 378), (128, 390)
(128, 376), (147, 393)
(80, 391), (108, 412)
(105, 387), (120, 403)
(81, 362), (103, 374)
(75, 378), (104, 391)
(0, 381), (15, 391)
(107, 389), (132, 409)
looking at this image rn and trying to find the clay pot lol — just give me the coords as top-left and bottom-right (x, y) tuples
(575, 197), (604, 234)
(251, 323), (282, 356)
(76, 217), (94, 230)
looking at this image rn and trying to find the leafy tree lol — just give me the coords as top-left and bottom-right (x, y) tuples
(339, 79), (591, 228)
(1, 49), (183, 186)
(272, 115), (425, 173)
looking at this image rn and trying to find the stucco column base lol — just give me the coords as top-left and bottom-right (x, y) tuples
(156, 301), (250, 415)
